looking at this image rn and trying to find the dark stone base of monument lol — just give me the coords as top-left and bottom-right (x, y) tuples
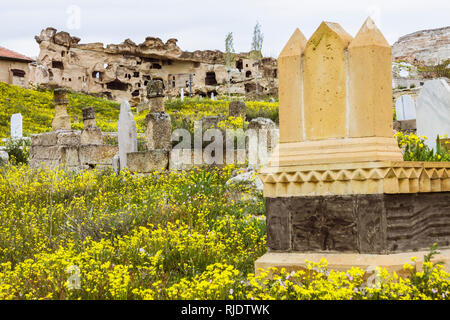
(266, 192), (450, 254)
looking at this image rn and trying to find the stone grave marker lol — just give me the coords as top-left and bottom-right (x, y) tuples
(180, 88), (184, 101)
(256, 18), (450, 275)
(118, 101), (137, 170)
(416, 79), (450, 150)
(10, 113), (23, 139)
(395, 95), (416, 120)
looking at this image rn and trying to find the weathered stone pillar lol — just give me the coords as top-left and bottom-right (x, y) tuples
(257, 18), (450, 275)
(127, 80), (171, 174)
(145, 112), (172, 151)
(147, 79), (165, 113)
(52, 88), (71, 131)
(80, 107), (103, 145)
(145, 79), (172, 151)
(118, 101), (137, 170)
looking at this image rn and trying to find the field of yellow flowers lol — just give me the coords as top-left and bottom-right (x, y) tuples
(0, 164), (449, 300)
(0, 83), (278, 139)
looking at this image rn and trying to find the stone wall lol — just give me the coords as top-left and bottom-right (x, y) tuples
(30, 130), (118, 170)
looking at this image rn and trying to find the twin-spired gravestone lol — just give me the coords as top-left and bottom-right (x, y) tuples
(395, 95), (416, 121)
(117, 101), (137, 170)
(256, 18), (450, 275)
(10, 113), (23, 139)
(416, 79), (450, 150)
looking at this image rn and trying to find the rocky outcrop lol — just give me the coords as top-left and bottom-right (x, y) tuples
(392, 26), (450, 66)
(29, 27), (278, 104)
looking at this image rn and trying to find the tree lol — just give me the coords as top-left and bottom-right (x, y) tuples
(224, 32), (235, 99)
(250, 21), (264, 97)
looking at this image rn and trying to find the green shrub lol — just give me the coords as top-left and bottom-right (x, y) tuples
(5, 138), (30, 165)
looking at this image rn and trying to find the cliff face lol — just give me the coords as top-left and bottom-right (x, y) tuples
(392, 26), (450, 66)
(30, 27), (278, 103)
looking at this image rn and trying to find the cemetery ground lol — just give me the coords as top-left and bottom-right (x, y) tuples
(0, 83), (450, 300)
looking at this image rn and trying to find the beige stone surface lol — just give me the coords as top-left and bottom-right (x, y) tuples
(267, 137), (402, 168)
(127, 150), (169, 173)
(31, 132), (58, 146)
(349, 18), (393, 138)
(145, 112), (172, 151)
(57, 131), (81, 146)
(278, 29), (307, 143)
(60, 146), (80, 166)
(79, 145), (118, 165)
(52, 115), (71, 131)
(255, 249), (450, 276)
(259, 160), (450, 197)
(261, 19), (409, 197)
(30, 146), (64, 160)
(149, 97), (165, 113)
(303, 22), (352, 140)
(81, 127), (103, 145)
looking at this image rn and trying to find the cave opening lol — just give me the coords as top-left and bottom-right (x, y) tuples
(106, 79), (129, 91)
(236, 59), (243, 71)
(52, 61), (64, 69)
(205, 72), (217, 86)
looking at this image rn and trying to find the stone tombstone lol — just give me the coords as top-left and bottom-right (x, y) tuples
(256, 18), (450, 275)
(118, 101), (137, 169)
(395, 95), (416, 121)
(180, 88), (184, 101)
(416, 79), (450, 150)
(211, 92), (215, 100)
(52, 88), (71, 131)
(81, 107), (103, 145)
(10, 113), (23, 139)
(229, 101), (247, 119)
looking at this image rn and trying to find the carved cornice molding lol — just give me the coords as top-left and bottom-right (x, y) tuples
(259, 161), (450, 197)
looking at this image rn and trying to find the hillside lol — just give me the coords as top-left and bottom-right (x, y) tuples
(0, 82), (279, 140)
(0, 82), (120, 139)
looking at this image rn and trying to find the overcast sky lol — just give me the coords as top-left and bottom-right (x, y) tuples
(1, 0), (449, 59)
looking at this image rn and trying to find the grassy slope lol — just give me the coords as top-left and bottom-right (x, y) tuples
(0, 82), (120, 139)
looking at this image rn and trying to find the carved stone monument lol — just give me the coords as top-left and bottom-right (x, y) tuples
(52, 88), (71, 131)
(256, 18), (450, 275)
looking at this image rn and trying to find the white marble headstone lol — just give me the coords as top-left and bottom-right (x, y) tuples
(10, 113), (23, 139)
(118, 101), (137, 170)
(395, 95), (416, 121)
(211, 92), (215, 101)
(180, 88), (184, 101)
(416, 79), (450, 151)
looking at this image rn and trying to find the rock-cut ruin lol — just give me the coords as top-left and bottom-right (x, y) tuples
(30, 27), (278, 104)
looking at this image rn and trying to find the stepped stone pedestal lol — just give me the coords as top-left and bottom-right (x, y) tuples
(256, 19), (450, 275)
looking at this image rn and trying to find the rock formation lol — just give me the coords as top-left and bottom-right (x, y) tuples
(30, 27), (278, 104)
(392, 26), (450, 66)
